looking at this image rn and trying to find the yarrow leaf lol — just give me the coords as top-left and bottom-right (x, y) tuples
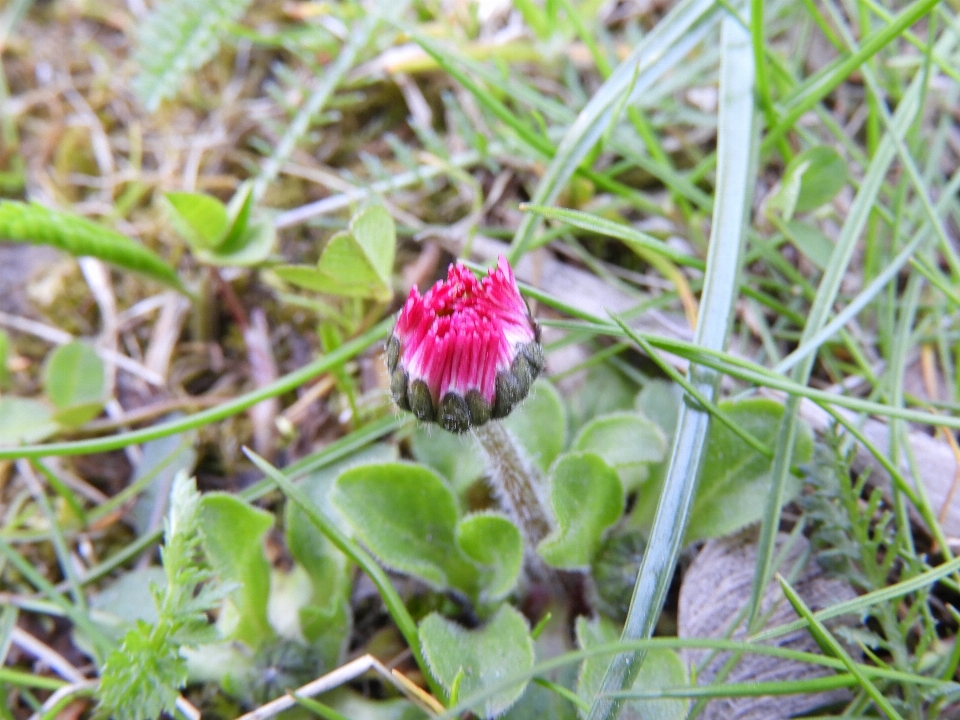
(132, 0), (256, 111)
(98, 472), (226, 720)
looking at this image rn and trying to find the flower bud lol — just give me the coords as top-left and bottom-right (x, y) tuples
(388, 256), (543, 433)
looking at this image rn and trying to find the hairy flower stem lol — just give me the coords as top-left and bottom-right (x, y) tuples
(473, 422), (553, 549)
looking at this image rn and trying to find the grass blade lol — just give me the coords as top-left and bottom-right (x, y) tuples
(585, 4), (755, 718)
(509, 0), (719, 260)
(778, 575), (906, 720)
(751, 554), (960, 643)
(520, 204), (705, 269)
(436, 636), (953, 720)
(747, 26), (957, 628)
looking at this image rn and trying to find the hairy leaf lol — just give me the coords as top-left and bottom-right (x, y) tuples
(635, 380), (682, 439)
(538, 452), (624, 569)
(420, 605), (534, 718)
(687, 399), (814, 542)
(0, 200), (184, 291)
(410, 427), (486, 495)
(576, 616), (688, 720)
(573, 412), (666, 491)
(456, 513), (523, 602)
(200, 494), (274, 649)
(332, 462), (479, 595)
(503, 379), (567, 473)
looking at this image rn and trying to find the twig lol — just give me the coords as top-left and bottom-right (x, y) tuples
(26, 679), (97, 720)
(0, 311), (164, 386)
(235, 654), (442, 720)
(175, 694), (202, 720)
(116, 293), (171, 331)
(79, 257), (141, 464)
(79, 258), (119, 387)
(143, 292), (191, 381)
(280, 375), (336, 426)
(242, 308), (279, 457)
(76, 395), (227, 434)
(11, 627), (86, 683)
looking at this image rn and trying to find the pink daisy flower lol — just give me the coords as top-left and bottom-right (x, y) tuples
(387, 256), (544, 433)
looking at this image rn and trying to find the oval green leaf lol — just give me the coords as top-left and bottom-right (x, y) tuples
(43, 341), (106, 427)
(349, 204), (395, 285)
(331, 462), (478, 594)
(687, 398), (814, 543)
(410, 427), (486, 496)
(200, 493), (274, 649)
(274, 264), (329, 292)
(456, 512), (523, 602)
(538, 452), (624, 570)
(504, 379), (567, 473)
(787, 146), (848, 214)
(313, 232), (392, 300)
(420, 605), (534, 719)
(164, 192), (228, 249)
(576, 616), (688, 720)
(634, 379), (682, 439)
(195, 219), (275, 267)
(785, 220), (835, 271)
(0, 397), (57, 446)
(568, 364), (639, 435)
(285, 448), (400, 665)
(217, 184), (255, 253)
(573, 412), (666, 492)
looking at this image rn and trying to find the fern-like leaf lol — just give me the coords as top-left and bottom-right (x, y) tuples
(132, 0), (255, 111)
(0, 200), (185, 292)
(100, 622), (187, 720)
(98, 473), (227, 719)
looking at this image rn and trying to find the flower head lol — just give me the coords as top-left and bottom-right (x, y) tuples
(387, 256), (543, 433)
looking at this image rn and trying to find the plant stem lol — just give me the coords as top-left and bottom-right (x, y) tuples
(0, 318), (392, 459)
(472, 422), (552, 548)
